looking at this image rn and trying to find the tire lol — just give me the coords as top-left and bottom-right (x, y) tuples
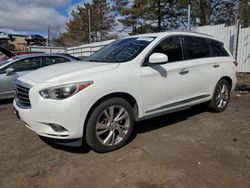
(209, 79), (231, 112)
(85, 98), (135, 153)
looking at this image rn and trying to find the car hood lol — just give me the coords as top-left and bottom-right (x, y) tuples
(22, 61), (120, 83)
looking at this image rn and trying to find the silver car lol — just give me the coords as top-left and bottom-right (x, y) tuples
(0, 53), (79, 99)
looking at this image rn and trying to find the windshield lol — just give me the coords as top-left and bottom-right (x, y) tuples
(87, 37), (155, 63)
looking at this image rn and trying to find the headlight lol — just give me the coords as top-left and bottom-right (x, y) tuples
(39, 81), (93, 100)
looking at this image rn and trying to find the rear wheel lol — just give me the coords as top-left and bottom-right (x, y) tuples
(209, 79), (231, 112)
(86, 98), (134, 153)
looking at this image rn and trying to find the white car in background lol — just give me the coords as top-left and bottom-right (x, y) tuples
(0, 53), (79, 100)
(13, 32), (237, 152)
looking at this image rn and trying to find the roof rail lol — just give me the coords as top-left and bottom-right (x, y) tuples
(173, 30), (214, 38)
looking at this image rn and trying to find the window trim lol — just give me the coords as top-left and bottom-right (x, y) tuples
(141, 34), (229, 67)
(181, 35), (229, 61)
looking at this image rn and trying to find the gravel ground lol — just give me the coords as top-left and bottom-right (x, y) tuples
(0, 93), (250, 188)
(237, 73), (250, 85)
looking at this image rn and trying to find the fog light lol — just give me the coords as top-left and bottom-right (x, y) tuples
(39, 122), (67, 132)
(50, 124), (67, 132)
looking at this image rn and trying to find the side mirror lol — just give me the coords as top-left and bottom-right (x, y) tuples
(6, 67), (14, 76)
(149, 53), (168, 65)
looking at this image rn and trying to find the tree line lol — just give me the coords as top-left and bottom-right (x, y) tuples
(54, 0), (250, 46)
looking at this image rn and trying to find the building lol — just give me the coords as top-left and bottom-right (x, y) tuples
(9, 34), (28, 51)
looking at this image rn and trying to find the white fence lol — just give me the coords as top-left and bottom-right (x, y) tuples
(237, 27), (250, 72)
(29, 24), (250, 72)
(28, 46), (67, 53)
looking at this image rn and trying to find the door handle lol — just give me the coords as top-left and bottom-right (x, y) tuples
(179, 68), (189, 75)
(213, 63), (220, 68)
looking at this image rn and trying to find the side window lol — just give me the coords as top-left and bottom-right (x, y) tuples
(182, 36), (210, 60)
(42, 56), (70, 67)
(54, 57), (70, 63)
(152, 36), (183, 63)
(210, 40), (229, 57)
(8, 57), (41, 72)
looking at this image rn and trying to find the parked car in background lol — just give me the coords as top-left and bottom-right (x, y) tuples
(13, 32), (237, 152)
(26, 34), (46, 46)
(0, 53), (78, 99)
(0, 46), (44, 62)
(56, 53), (80, 61)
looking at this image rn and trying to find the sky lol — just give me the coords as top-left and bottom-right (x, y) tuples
(0, 0), (90, 36)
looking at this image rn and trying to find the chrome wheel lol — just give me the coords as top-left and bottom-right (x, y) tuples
(96, 105), (130, 146)
(215, 83), (229, 109)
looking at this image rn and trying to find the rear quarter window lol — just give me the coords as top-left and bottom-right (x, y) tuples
(210, 40), (230, 57)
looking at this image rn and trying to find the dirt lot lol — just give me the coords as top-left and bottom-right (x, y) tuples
(0, 92), (250, 188)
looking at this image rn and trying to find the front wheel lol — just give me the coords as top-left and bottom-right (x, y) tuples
(209, 79), (231, 112)
(85, 98), (134, 153)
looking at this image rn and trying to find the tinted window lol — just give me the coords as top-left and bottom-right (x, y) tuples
(42, 56), (70, 67)
(182, 36), (210, 60)
(8, 57), (41, 72)
(151, 36), (183, 63)
(58, 54), (80, 60)
(88, 37), (155, 63)
(210, 40), (229, 57)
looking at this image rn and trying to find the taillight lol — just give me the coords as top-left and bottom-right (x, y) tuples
(233, 60), (238, 67)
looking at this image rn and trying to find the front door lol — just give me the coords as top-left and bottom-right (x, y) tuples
(141, 36), (195, 115)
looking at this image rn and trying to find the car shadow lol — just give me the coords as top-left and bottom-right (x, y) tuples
(39, 136), (91, 154)
(0, 98), (13, 105)
(131, 104), (209, 140)
(41, 104), (208, 154)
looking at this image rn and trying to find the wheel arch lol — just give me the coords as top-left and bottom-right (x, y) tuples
(220, 76), (233, 90)
(83, 92), (140, 138)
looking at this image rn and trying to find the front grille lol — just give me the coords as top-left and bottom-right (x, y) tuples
(15, 80), (32, 108)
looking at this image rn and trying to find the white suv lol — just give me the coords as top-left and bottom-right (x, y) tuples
(13, 32), (237, 152)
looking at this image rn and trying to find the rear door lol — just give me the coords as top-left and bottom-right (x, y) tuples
(0, 57), (41, 98)
(181, 36), (227, 97)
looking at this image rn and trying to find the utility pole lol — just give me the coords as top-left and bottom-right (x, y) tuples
(88, 8), (91, 43)
(233, 1), (240, 60)
(47, 27), (50, 47)
(187, 4), (191, 31)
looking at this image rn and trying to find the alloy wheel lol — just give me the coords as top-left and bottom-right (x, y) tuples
(215, 83), (229, 109)
(95, 105), (130, 146)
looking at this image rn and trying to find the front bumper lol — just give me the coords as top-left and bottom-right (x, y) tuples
(13, 94), (89, 141)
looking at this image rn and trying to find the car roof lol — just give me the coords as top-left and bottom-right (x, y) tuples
(14, 53), (76, 60)
(125, 31), (222, 43)
(0, 53), (78, 69)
